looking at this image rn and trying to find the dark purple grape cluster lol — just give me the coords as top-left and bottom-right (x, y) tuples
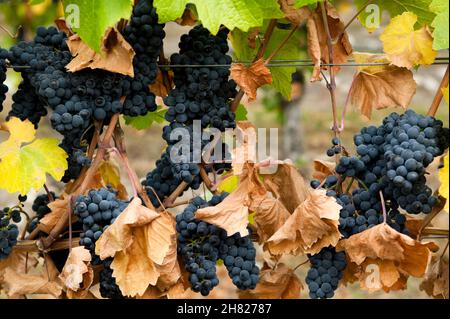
(143, 26), (235, 207)
(27, 192), (58, 233)
(74, 187), (128, 265)
(305, 109), (449, 299)
(100, 258), (124, 299)
(326, 137), (343, 157)
(165, 26), (236, 130)
(0, 207), (21, 260)
(176, 194), (260, 296)
(7, 79), (48, 127)
(74, 187), (127, 299)
(219, 231), (259, 290)
(3, 1), (164, 182)
(0, 48), (9, 112)
(306, 247), (346, 299)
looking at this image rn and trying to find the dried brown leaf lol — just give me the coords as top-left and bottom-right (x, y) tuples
(232, 121), (257, 175)
(420, 256), (448, 299)
(96, 199), (176, 297)
(150, 68), (175, 98)
(238, 263), (302, 299)
(306, 17), (322, 82)
(2, 267), (62, 297)
(39, 194), (70, 233)
(247, 28), (261, 49)
(196, 163), (266, 237)
(279, 0), (311, 25)
(267, 189), (342, 255)
(231, 59), (273, 101)
(262, 162), (309, 213)
(312, 159), (335, 181)
(59, 246), (93, 299)
(54, 18), (73, 36)
(306, 2), (353, 82)
(98, 160), (128, 200)
(254, 196), (291, 248)
(337, 223), (435, 291)
(66, 27), (135, 76)
(348, 52), (417, 119)
(175, 8), (198, 26)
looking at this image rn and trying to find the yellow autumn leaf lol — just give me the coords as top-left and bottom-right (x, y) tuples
(439, 153), (449, 211)
(443, 86), (449, 105)
(380, 12), (437, 69)
(0, 118), (68, 194)
(217, 175), (239, 193)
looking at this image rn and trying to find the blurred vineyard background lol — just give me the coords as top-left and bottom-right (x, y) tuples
(1, 0), (448, 299)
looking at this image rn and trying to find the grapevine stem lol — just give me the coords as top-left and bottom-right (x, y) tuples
(418, 195), (446, 240)
(113, 124), (155, 209)
(230, 19), (278, 112)
(147, 187), (166, 212)
(14, 237), (80, 253)
(164, 181), (189, 207)
(427, 65), (449, 117)
(43, 184), (55, 202)
(166, 199), (192, 208)
(440, 240), (449, 259)
(320, 1), (340, 136)
(419, 228), (449, 236)
(293, 259), (309, 271)
(111, 147), (138, 199)
(199, 165), (219, 194)
(344, 177), (355, 194)
(65, 121), (102, 194)
(265, 25), (299, 65)
(40, 114), (119, 250)
(0, 24), (19, 38)
(379, 190), (387, 224)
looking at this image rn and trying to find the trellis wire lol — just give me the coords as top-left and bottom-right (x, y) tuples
(6, 57), (449, 69)
(162, 61), (449, 68)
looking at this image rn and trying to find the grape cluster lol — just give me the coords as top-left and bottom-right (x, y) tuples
(100, 258), (124, 299)
(380, 111), (448, 213)
(74, 187), (128, 265)
(74, 187), (127, 299)
(143, 26), (236, 207)
(27, 192), (58, 233)
(176, 196), (224, 296)
(165, 26), (236, 130)
(336, 110), (449, 215)
(3, 1), (164, 182)
(7, 79), (47, 127)
(306, 247), (346, 299)
(143, 149), (202, 207)
(326, 137), (343, 157)
(219, 231), (259, 290)
(0, 48), (8, 112)
(176, 194), (259, 296)
(0, 207), (21, 260)
(305, 110), (448, 299)
(121, 0), (164, 116)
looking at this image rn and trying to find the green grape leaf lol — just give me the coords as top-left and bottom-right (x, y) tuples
(153, 0), (284, 34)
(29, 0), (45, 4)
(0, 118), (68, 195)
(294, 0), (323, 8)
(355, 0), (435, 32)
(123, 107), (168, 130)
(430, 0), (449, 50)
(62, 0), (133, 52)
(231, 22), (306, 99)
(235, 104), (248, 121)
